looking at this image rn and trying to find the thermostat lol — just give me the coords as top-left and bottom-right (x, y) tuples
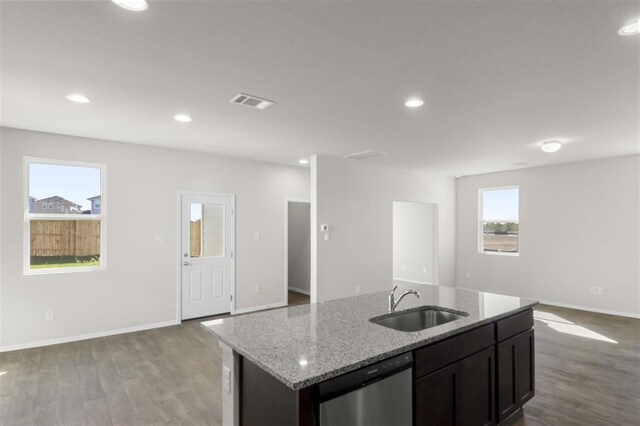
(320, 224), (329, 232)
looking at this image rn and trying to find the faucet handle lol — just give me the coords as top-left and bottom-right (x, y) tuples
(391, 285), (398, 294)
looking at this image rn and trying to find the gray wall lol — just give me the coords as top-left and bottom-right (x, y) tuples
(456, 155), (640, 317)
(1, 127), (310, 349)
(393, 201), (436, 284)
(288, 202), (311, 293)
(312, 156), (456, 303)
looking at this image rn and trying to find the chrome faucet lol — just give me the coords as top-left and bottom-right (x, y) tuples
(388, 285), (421, 313)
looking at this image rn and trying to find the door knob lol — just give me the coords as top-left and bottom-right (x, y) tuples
(183, 261), (190, 266)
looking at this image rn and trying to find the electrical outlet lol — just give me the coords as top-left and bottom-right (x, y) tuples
(255, 284), (261, 293)
(45, 310), (54, 321)
(254, 232), (261, 240)
(423, 267), (427, 274)
(590, 286), (597, 295)
(155, 233), (165, 243)
(597, 287), (603, 296)
(355, 285), (361, 293)
(223, 367), (231, 393)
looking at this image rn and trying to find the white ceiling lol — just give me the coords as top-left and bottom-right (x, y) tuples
(1, 0), (638, 176)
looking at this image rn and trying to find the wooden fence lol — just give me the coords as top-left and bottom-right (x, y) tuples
(30, 220), (101, 257)
(191, 220), (201, 257)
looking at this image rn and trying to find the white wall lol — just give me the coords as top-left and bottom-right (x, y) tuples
(287, 201), (310, 293)
(456, 155), (640, 317)
(311, 156), (456, 302)
(0, 127), (309, 349)
(393, 201), (436, 284)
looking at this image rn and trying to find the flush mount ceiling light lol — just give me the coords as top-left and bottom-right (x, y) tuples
(66, 93), (90, 103)
(173, 114), (192, 123)
(298, 159), (309, 165)
(541, 140), (562, 153)
(404, 98), (424, 108)
(111, 0), (149, 11)
(618, 19), (640, 36)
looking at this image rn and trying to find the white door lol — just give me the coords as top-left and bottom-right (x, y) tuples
(181, 193), (234, 320)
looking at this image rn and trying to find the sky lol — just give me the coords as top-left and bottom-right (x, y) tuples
(29, 163), (101, 211)
(482, 188), (519, 221)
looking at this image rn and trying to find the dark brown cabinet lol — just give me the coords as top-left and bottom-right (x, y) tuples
(238, 308), (535, 426)
(415, 347), (495, 426)
(496, 329), (535, 422)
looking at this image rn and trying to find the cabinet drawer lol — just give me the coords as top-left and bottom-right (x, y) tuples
(414, 324), (493, 379)
(496, 309), (533, 342)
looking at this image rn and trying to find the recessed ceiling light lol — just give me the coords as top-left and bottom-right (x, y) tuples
(541, 140), (562, 153)
(618, 19), (640, 36)
(173, 114), (192, 123)
(404, 98), (424, 108)
(299, 359), (308, 367)
(111, 0), (149, 11)
(298, 159), (309, 165)
(66, 94), (90, 103)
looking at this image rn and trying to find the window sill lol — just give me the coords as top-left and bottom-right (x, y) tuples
(24, 266), (106, 276)
(478, 251), (519, 257)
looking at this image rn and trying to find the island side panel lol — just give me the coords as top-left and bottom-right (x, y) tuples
(240, 357), (316, 426)
(219, 341), (241, 426)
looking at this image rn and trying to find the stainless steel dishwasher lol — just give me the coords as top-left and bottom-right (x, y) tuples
(318, 353), (413, 426)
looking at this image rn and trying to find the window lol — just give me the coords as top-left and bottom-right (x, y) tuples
(25, 158), (106, 274)
(479, 186), (519, 255)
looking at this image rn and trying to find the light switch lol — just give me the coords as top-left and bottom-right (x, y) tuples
(155, 234), (165, 243)
(255, 232), (261, 240)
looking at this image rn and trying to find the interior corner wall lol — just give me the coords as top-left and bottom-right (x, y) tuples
(0, 127), (309, 350)
(312, 156), (456, 303)
(456, 155), (640, 317)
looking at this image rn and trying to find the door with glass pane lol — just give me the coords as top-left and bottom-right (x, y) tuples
(181, 193), (234, 319)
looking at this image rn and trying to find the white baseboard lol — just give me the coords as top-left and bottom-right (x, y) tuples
(393, 278), (432, 285)
(537, 299), (640, 319)
(233, 301), (287, 315)
(0, 319), (180, 353)
(288, 286), (310, 295)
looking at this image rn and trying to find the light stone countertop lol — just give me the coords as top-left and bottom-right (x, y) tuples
(201, 283), (538, 390)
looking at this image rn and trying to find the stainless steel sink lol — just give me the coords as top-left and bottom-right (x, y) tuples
(370, 307), (468, 332)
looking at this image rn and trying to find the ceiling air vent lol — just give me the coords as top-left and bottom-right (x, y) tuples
(230, 93), (275, 110)
(344, 150), (388, 160)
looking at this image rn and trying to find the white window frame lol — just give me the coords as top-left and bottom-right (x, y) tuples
(478, 185), (520, 257)
(23, 157), (107, 275)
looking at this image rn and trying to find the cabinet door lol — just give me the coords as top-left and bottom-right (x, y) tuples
(516, 329), (535, 405)
(497, 329), (535, 422)
(457, 347), (495, 426)
(415, 363), (457, 426)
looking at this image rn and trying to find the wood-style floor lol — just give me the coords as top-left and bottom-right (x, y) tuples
(0, 303), (637, 426)
(287, 289), (310, 306)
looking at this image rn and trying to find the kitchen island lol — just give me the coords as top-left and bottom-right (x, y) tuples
(202, 283), (538, 426)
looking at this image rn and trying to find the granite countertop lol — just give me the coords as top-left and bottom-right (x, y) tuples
(202, 283), (538, 390)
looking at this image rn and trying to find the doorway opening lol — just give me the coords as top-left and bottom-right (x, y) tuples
(285, 199), (311, 306)
(392, 201), (439, 286)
